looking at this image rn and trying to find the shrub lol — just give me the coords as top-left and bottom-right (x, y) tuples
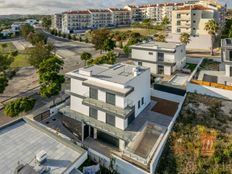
(4, 97), (36, 117)
(11, 50), (18, 57)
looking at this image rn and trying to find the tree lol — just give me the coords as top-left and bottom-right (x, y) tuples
(156, 34), (166, 42)
(27, 32), (47, 45)
(28, 42), (53, 68)
(123, 45), (131, 56)
(81, 52), (92, 66)
(180, 32), (191, 45)
(91, 29), (110, 52)
(204, 20), (219, 56)
(42, 17), (52, 30)
(20, 24), (34, 38)
(4, 97), (36, 117)
(87, 51), (117, 65)
(161, 16), (170, 26)
(0, 75), (8, 94)
(103, 38), (116, 52)
(38, 56), (64, 103)
(0, 54), (14, 72)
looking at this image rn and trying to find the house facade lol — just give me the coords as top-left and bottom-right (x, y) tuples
(130, 42), (186, 76)
(221, 38), (232, 77)
(171, 5), (215, 35)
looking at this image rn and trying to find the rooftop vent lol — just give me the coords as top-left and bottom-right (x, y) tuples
(36, 150), (47, 164)
(133, 67), (140, 77)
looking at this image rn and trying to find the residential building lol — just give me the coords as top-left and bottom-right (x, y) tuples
(65, 63), (151, 132)
(125, 3), (184, 23)
(221, 38), (232, 77)
(52, 13), (62, 31)
(25, 19), (38, 26)
(88, 9), (112, 28)
(108, 8), (131, 26)
(124, 5), (143, 22)
(62, 10), (91, 33)
(172, 5), (215, 35)
(130, 42), (186, 76)
(0, 118), (87, 174)
(60, 63), (174, 173)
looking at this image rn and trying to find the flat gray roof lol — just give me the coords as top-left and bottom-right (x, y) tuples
(68, 63), (148, 85)
(130, 41), (182, 50)
(0, 119), (85, 174)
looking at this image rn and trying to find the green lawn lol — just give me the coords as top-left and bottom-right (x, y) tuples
(10, 53), (30, 68)
(111, 27), (161, 36)
(0, 42), (16, 54)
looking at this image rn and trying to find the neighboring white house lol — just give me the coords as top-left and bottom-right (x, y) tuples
(221, 38), (232, 77)
(25, 19), (38, 26)
(130, 41), (186, 76)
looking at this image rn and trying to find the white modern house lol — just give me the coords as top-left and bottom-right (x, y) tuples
(130, 42), (186, 76)
(221, 38), (232, 77)
(59, 63), (171, 174)
(65, 63), (151, 132)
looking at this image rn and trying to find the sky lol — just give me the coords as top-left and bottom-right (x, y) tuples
(0, 0), (231, 15)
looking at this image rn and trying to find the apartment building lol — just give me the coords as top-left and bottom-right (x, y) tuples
(125, 3), (184, 23)
(108, 8), (131, 26)
(124, 5), (143, 22)
(172, 5), (215, 35)
(221, 38), (232, 77)
(130, 42), (186, 76)
(52, 14), (62, 31)
(88, 9), (112, 28)
(62, 11), (91, 33)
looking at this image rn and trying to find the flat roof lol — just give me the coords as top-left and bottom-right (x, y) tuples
(130, 41), (183, 51)
(0, 119), (85, 174)
(67, 63), (149, 85)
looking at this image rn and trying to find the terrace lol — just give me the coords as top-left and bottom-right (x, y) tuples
(192, 59), (232, 88)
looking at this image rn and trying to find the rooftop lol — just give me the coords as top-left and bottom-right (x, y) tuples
(130, 41), (183, 51)
(0, 118), (86, 174)
(176, 4), (212, 11)
(67, 63), (149, 85)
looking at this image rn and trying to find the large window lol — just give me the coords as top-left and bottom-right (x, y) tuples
(158, 52), (164, 61)
(89, 108), (98, 119)
(106, 113), (115, 126)
(229, 51), (232, 61)
(106, 92), (115, 105)
(90, 88), (98, 100)
(177, 14), (181, 19)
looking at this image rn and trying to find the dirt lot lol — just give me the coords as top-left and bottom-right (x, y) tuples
(0, 66), (39, 103)
(151, 97), (179, 117)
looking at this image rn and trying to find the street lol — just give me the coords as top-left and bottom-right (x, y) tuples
(0, 31), (128, 123)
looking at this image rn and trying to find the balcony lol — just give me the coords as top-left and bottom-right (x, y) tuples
(82, 95), (134, 119)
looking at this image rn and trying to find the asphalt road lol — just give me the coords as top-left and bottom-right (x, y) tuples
(0, 30), (128, 120)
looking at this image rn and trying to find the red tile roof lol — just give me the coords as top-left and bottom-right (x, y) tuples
(109, 8), (129, 12)
(64, 10), (90, 14)
(88, 9), (111, 13)
(177, 5), (211, 11)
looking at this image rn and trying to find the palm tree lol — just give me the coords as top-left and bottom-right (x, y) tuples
(180, 32), (191, 45)
(204, 20), (219, 56)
